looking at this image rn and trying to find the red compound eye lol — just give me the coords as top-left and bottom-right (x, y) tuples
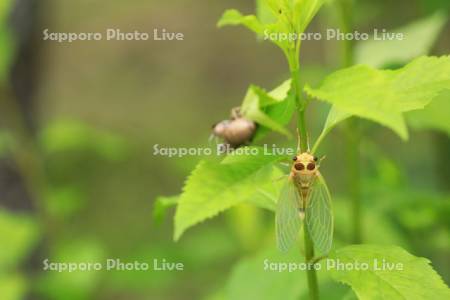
(307, 162), (316, 170)
(294, 163), (305, 171)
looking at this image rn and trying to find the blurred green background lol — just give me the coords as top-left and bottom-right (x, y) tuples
(0, 0), (449, 299)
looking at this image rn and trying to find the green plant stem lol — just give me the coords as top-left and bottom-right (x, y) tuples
(304, 225), (319, 300)
(288, 41), (319, 300)
(288, 49), (308, 152)
(338, 0), (362, 244)
(339, 0), (355, 67)
(345, 120), (362, 243)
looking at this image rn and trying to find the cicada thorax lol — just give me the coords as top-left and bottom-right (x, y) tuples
(212, 107), (256, 148)
(290, 152), (319, 211)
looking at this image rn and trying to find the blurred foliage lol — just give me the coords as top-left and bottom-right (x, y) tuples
(355, 12), (447, 68)
(0, 0), (448, 299)
(0, 211), (39, 270)
(0, 211), (40, 300)
(0, 0), (14, 83)
(35, 240), (105, 300)
(39, 120), (128, 162)
(0, 273), (27, 300)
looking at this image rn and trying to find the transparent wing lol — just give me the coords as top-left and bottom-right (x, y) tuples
(305, 173), (333, 256)
(276, 180), (302, 252)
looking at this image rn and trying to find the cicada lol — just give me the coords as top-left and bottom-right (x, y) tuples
(211, 107), (256, 149)
(276, 146), (333, 255)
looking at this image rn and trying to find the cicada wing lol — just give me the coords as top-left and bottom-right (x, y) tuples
(276, 180), (302, 252)
(305, 174), (333, 256)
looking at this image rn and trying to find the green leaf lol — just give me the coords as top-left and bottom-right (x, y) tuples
(217, 10), (265, 35)
(329, 245), (450, 299)
(0, 210), (39, 270)
(256, 0), (278, 25)
(305, 56), (450, 140)
(241, 80), (295, 139)
(356, 12), (447, 68)
(293, 0), (327, 33)
(174, 147), (286, 240)
(312, 106), (350, 153)
(226, 247), (306, 300)
(218, 0), (326, 52)
(153, 195), (179, 225)
(407, 89), (450, 136)
(246, 166), (286, 211)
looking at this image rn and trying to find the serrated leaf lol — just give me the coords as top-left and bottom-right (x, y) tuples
(305, 56), (450, 140)
(356, 12), (447, 68)
(174, 147), (286, 240)
(240, 80), (295, 140)
(407, 89), (450, 136)
(247, 167), (286, 212)
(328, 245), (450, 300)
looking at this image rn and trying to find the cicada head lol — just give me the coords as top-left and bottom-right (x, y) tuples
(292, 152), (319, 174)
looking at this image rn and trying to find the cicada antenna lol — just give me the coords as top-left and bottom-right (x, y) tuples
(318, 155), (326, 167)
(307, 131), (311, 153)
(296, 129), (312, 153)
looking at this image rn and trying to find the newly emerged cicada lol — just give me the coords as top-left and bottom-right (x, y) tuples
(276, 139), (333, 255)
(211, 107), (256, 149)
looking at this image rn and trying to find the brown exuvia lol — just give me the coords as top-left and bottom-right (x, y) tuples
(212, 107), (256, 148)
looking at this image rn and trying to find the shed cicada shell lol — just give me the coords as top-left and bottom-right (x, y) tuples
(211, 107), (256, 149)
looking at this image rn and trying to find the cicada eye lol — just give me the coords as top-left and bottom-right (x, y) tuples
(313, 156), (318, 162)
(292, 156), (298, 161)
(307, 162), (316, 171)
(294, 163), (304, 171)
